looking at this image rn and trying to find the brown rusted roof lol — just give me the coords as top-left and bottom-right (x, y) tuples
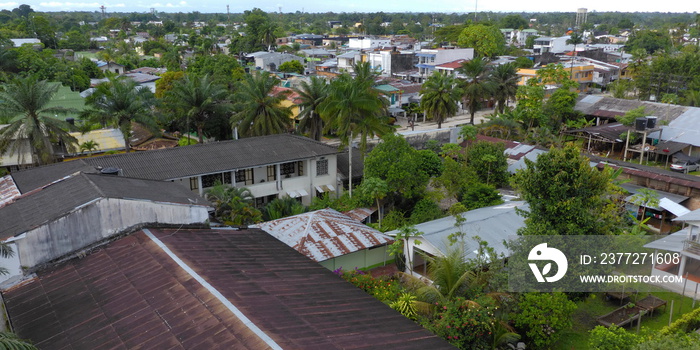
(343, 207), (377, 222)
(0, 175), (20, 209)
(255, 208), (393, 262)
(2, 228), (451, 349)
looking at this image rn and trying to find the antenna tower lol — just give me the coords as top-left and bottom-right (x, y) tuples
(100, 5), (106, 19)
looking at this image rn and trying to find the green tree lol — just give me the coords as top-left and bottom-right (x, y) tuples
(364, 133), (430, 200)
(279, 60), (304, 74)
(409, 198), (443, 224)
(465, 141), (508, 187)
(83, 77), (156, 152)
(625, 30), (672, 55)
(263, 196), (306, 220)
(357, 177), (389, 228)
(617, 106), (647, 126)
(0, 78), (77, 165)
(490, 63), (519, 114)
(155, 71), (185, 98)
(387, 225), (422, 273)
(205, 182), (262, 225)
(512, 145), (614, 236)
(293, 76), (329, 141)
(457, 24), (506, 58)
(321, 63), (392, 197)
(500, 15), (529, 29)
(566, 32), (584, 59)
(231, 71), (292, 137)
(167, 74), (231, 144)
(420, 71), (462, 129)
(459, 58), (495, 125)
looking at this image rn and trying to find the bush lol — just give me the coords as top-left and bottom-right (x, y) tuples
(427, 296), (498, 350)
(459, 183), (503, 209)
(589, 325), (639, 350)
(409, 199), (444, 224)
(337, 268), (404, 303)
(659, 305), (700, 335)
(513, 292), (576, 349)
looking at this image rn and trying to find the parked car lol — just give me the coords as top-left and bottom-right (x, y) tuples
(670, 160), (700, 173)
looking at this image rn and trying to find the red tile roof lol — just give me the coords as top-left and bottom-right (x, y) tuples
(3, 228), (452, 349)
(436, 59), (467, 70)
(271, 86), (302, 104)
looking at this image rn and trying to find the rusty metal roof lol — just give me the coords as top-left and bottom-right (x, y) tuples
(343, 207), (376, 222)
(255, 208), (393, 262)
(0, 175), (20, 209)
(2, 228), (451, 349)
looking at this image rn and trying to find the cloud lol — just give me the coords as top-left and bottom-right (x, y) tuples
(0, 2), (19, 8)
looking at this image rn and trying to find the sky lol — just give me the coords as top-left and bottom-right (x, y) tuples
(0, 0), (698, 14)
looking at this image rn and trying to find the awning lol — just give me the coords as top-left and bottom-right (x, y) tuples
(287, 189), (309, 198)
(315, 184), (336, 193)
(416, 53), (436, 58)
(659, 198), (691, 217)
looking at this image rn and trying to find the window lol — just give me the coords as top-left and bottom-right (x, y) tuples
(316, 159), (328, 176)
(297, 161), (304, 176)
(236, 169), (253, 185)
(267, 165), (277, 182)
(223, 172), (232, 184)
(190, 177), (199, 190)
(202, 173), (222, 188)
(280, 162), (296, 175)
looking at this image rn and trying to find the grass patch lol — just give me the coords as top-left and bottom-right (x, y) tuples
(554, 289), (698, 350)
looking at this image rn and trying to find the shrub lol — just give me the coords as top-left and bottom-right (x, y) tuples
(409, 199), (444, 224)
(339, 269), (404, 303)
(427, 296), (498, 349)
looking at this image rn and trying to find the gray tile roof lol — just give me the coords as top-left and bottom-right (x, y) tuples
(81, 134), (339, 180)
(0, 173), (208, 239)
(11, 135), (339, 192)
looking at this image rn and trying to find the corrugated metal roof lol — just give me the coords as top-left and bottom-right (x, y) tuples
(644, 229), (687, 252)
(388, 202), (527, 260)
(0, 173), (208, 239)
(255, 208), (393, 262)
(620, 183), (689, 210)
(0, 175), (20, 208)
(2, 228), (452, 349)
(11, 159), (98, 193)
(675, 208), (700, 222)
(68, 128), (126, 154)
(343, 207), (376, 222)
(659, 198), (690, 217)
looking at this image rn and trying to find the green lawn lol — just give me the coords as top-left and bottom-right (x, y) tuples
(46, 83), (87, 121)
(555, 290), (698, 350)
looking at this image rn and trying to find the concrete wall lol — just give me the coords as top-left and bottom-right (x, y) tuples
(15, 198), (209, 269)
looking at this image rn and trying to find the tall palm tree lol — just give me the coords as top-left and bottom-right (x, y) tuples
(293, 76), (329, 141)
(420, 71), (462, 129)
(83, 77), (156, 152)
(566, 32), (584, 79)
(459, 58), (495, 125)
(231, 71), (292, 137)
(167, 74), (231, 144)
(0, 78), (77, 165)
(321, 72), (392, 197)
(489, 63), (519, 114)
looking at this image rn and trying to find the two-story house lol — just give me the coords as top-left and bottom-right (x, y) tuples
(7, 134), (340, 206)
(414, 48), (474, 82)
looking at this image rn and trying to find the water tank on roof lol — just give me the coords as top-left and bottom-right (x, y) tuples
(646, 116), (658, 129)
(635, 117), (647, 131)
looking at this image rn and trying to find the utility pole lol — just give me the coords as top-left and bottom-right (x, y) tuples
(227, 5), (230, 23)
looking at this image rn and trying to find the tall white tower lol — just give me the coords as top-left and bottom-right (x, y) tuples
(576, 8), (588, 28)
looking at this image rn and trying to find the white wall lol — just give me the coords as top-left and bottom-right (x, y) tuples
(14, 198), (209, 269)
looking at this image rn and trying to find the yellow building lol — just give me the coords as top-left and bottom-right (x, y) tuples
(516, 63), (595, 92)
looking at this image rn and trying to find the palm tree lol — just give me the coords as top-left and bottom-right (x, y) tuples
(231, 71), (292, 137)
(293, 76), (329, 141)
(263, 197), (307, 221)
(489, 63), (519, 114)
(0, 78), (78, 165)
(167, 74), (231, 144)
(0, 331), (36, 350)
(205, 182), (262, 225)
(566, 32), (584, 78)
(459, 58), (495, 125)
(420, 71), (462, 129)
(320, 71), (392, 197)
(83, 77), (156, 152)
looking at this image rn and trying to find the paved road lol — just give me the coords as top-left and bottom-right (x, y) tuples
(394, 108), (495, 135)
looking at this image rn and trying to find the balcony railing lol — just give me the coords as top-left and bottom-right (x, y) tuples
(683, 240), (700, 256)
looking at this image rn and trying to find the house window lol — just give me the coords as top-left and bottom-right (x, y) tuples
(280, 162), (296, 176)
(202, 173), (223, 188)
(316, 159), (328, 176)
(189, 177), (198, 190)
(236, 169), (253, 186)
(297, 161), (304, 176)
(223, 172), (232, 184)
(267, 165), (277, 181)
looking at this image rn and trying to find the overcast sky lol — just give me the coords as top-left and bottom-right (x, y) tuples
(1, 0), (698, 15)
